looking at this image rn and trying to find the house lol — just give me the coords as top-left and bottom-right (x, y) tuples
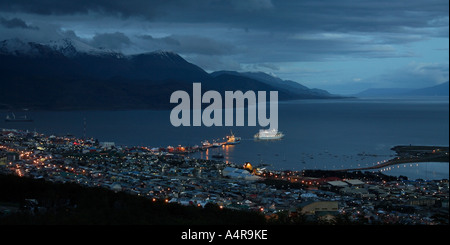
(323, 180), (349, 192)
(222, 167), (261, 181)
(299, 201), (339, 216)
(344, 179), (366, 186)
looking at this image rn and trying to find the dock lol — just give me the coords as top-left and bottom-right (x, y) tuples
(336, 145), (449, 172)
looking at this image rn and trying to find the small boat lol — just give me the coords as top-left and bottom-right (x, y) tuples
(226, 131), (241, 145)
(166, 146), (174, 153)
(202, 141), (212, 148)
(211, 142), (222, 148)
(5, 113), (33, 122)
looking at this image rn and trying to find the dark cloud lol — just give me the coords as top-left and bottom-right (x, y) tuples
(137, 34), (237, 56)
(253, 63), (280, 71)
(0, 0), (447, 34)
(0, 0), (273, 17)
(373, 62), (449, 88)
(0, 0), (159, 18)
(1, 0), (447, 56)
(183, 54), (242, 72)
(90, 32), (132, 50)
(0, 20), (63, 43)
(0, 17), (38, 29)
(0, 0), (447, 92)
(138, 34), (180, 46)
(225, 31), (415, 64)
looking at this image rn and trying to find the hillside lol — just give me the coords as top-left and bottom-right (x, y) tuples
(0, 174), (266, 225)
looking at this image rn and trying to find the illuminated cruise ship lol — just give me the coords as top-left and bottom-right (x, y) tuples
(254, 129), (284, 140)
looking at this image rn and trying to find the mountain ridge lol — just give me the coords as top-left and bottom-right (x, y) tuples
(356, 82), (449, 97)
(0, 38), (340, 111)
(211, 70), (331, 97)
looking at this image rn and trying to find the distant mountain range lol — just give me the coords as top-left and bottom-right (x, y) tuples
(210, 71), (332, 97)
(0, 38), (340, 111)
(356, 82), (449, 97)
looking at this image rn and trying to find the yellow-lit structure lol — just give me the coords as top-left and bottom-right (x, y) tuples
(243, 162), (253, 171)
(0, 157), (6, 166)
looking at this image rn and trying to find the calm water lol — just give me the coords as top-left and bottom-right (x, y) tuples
(1, 97), (448, 180)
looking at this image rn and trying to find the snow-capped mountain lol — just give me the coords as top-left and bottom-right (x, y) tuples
(0, 38), (49, 56)
(0, 38), (338, 110)
(0, 38), (209, 80)
(48, 38), (126, 58)
(0, 38), (124, 58)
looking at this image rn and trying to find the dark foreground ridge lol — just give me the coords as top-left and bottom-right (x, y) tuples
(0, 174), (373, 226)
(0, 174), (266, 225)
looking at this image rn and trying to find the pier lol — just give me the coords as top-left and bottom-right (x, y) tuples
(336, 145), (449, 172)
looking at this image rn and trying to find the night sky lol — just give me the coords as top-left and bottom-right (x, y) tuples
(0, 0), (448, 94)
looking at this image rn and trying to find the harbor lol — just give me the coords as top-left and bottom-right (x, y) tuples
(1, 128), (448, 225)
(154, 131), (243, 155)
(152, 130), (283, 155)
(0, 96), (447, 176)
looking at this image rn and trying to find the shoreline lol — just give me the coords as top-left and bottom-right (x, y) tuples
(2, 96), (448, 113)
(335, 146), (449, 172)
(2, 127), (448, 181)
(1, 127), (449, 225)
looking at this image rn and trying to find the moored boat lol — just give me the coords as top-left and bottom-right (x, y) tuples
(226, 132), (241, 145)
(5, 113), (33, 122)
(202, 141), (212, 148)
